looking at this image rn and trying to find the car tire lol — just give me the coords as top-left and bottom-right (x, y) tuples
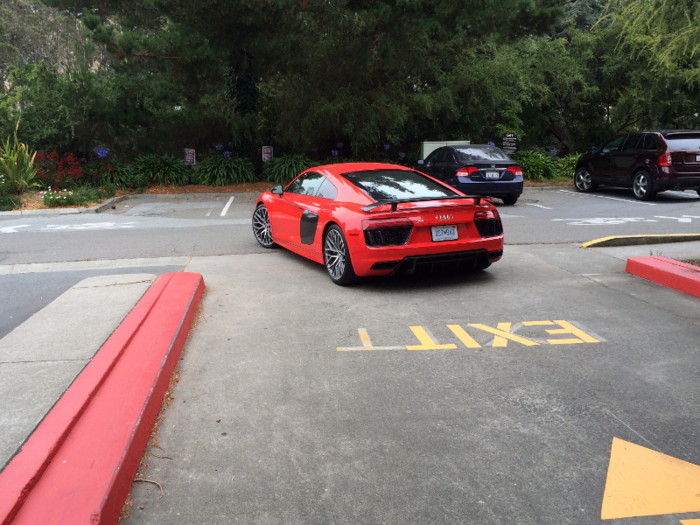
(324, 224), (357, 285)
(252, 204), (277, 248)
(575, 168), (597, 192)
(501, 194), (519, 205)
(632, 171), (656, 201)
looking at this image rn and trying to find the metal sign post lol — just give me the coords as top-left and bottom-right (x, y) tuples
(502, 133), (518, 155)
(262, 146), (273, 163)
(184, 149), (196, 166)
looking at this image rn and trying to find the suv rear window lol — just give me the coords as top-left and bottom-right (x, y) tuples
(664, 134), (700, 150)
(343, 169), (457, 201)
(454, 146), (511, 162)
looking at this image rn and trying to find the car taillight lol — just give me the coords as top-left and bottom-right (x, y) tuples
(474, 210), (499, 220)
(365, 204), (394, 213)
(362, 218), (413, 230)
(658, 153), (672, 167)
(457, 167), (479, 177)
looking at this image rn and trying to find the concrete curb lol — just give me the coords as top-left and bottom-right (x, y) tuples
(581, 234), (700, 248)
(0, 192), (260, 217)
(522, 185), (575, 191)
(626, 256), (700, 298)
(0, 272), (205, 525)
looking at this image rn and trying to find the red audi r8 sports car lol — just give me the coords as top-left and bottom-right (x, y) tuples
(252, 162), (504, 285)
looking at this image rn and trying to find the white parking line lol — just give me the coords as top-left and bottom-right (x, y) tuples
(0, 225), (30, 234)
(220, 197), (234, 217)
(206, 208), (212, 217)
(524, 203), (552, 209)
(559, 190), (656, 206)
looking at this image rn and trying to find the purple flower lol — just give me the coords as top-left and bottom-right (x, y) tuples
(383, 144), (390, 150)
(93, 147), (110, 158)
(228, 142), (232, 147)
(488, 142), (495, 147)
(223, 151), (233, 159)
(337, 142), (343, 148)
(331, 150), (339, 156)
(350, 142), (353, 148)
(550, 149), (558, 156)
(215, 144), (223, 151)
(398, 152), (406, 159)
(311, 148), (318, 153)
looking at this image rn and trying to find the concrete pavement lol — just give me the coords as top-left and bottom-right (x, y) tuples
(0, 274), (156, 470)
(122, 245), (699, 525)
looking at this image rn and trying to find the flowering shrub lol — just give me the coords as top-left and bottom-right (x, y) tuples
(42, 188), (76, 207)
(34, 151), (92, 188)
(93, 147), (110, 158)
(42, 186), (114, 207)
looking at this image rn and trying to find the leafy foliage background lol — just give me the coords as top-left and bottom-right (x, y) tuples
(0, 0), (698, 165)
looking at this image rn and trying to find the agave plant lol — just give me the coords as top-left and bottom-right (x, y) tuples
(0, 121), (39, 194)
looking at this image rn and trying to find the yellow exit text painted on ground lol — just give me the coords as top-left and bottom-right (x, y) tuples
(337, 321), (602, 351)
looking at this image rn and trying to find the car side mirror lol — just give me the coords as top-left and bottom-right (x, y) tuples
(271, 185), (283, 195)
(417, 160), (424, 165)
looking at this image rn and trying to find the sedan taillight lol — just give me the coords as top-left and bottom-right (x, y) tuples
(658, 153), (672, 167)
(457, 167), (479, 177)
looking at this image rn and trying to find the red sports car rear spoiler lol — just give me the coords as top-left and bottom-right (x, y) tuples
(361, 195), (483, 212)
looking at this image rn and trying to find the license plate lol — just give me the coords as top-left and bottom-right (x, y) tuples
(431, 225), (458, 242)
(484, 171), (500, 180)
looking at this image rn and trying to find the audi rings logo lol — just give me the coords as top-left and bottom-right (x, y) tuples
(436, 214), (453, 222)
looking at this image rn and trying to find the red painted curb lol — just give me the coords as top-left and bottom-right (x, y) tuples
(0, 272), (205, 525)
(626, 256), (700, 299)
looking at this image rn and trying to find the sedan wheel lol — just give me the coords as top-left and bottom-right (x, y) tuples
(632, 171), (656, 201)
(324, 225), (357, 285)
(252, 204), (277, 248)
(575, 169), (597, 192)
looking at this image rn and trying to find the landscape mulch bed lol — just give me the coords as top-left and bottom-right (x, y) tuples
(14, 182), (275, 211)
(13, 179), (569, 211)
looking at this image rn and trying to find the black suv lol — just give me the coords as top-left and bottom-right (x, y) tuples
(574, 131), (700, 200)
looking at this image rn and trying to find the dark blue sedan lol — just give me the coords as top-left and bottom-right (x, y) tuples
(418, 145), (523, 205)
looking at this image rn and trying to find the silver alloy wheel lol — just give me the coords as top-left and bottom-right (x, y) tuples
(252, 205), (275, 247)
(633, 173), (649, 198)
(575, 169), (592, 191)
(324, 228), (346, 281)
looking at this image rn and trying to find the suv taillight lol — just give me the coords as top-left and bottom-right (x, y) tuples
(658, 153), (672, 167)
(457, 167), (479, 177)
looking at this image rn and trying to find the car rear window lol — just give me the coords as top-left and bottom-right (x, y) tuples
(664, 134), (700, 150)
(454, 146), (511, 162)
(343, 169), (458, 201)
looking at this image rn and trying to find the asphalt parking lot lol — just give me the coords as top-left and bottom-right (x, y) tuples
(2, 187), (700, 524)
(50, 188), (693, 525)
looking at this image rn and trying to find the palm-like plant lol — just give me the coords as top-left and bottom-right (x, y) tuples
(0, 121), (38, 194)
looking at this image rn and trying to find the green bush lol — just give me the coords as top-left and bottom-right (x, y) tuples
(193, 155), (256, 186)
(43, 187), (114, 208)
(513, 151), (556, 181)
(555, 153), (581, 179)
(94, 163), (143, 189)
(0, 123), (39, 194)
(262, 154), (317, 185)
(133, 154), (189, 187)
(0, 195), (21, 211)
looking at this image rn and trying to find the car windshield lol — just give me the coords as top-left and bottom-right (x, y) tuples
(665, 134), (700, 151)
(454, 146), (511, 162)
(343, 169), (458, 201)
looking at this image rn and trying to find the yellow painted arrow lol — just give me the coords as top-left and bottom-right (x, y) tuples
(601, 437), (700, 520)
